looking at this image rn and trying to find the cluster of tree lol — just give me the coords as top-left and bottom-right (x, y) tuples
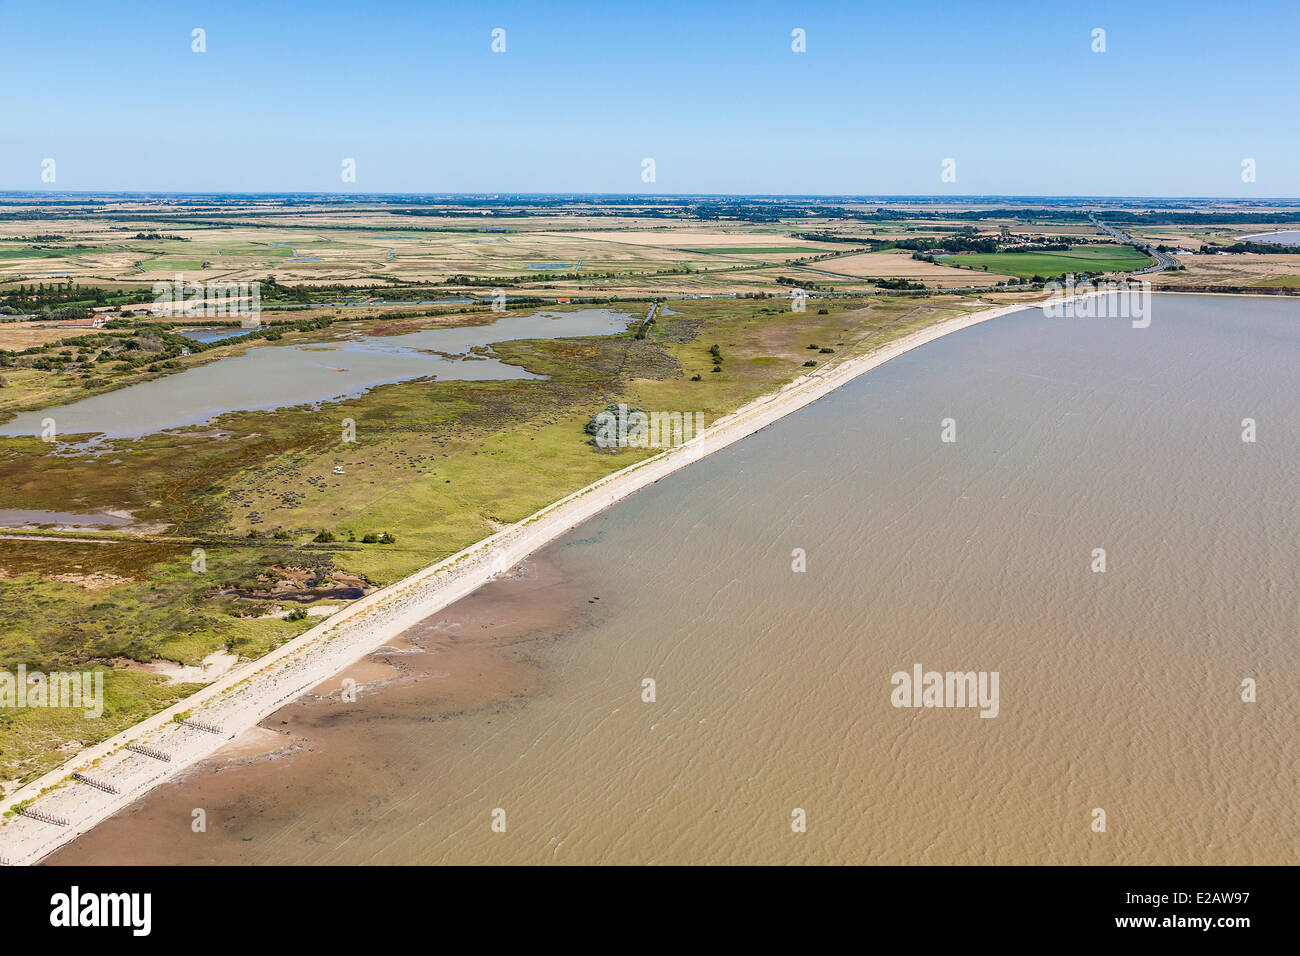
(685, 202), (843, 222)
(775, 275), (817, 288)
(1196, 241), (1300, 255)
(793, 231), (889, 246)
(839, 209), (1300, 226)
(891, 236), (1002, 254)
(869, 277), (927, 290)
(0, 280), (154, 315)
(583, 403), (649, 444)
(2, 315), (337, 376)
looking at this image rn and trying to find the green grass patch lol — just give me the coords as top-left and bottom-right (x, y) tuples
(942, 244), (1152, 279)
(140, 259), (206, 271)
(0, 667), (205, 786)
(0, 246), (101, 260)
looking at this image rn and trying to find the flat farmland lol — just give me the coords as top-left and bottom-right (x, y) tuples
(0, 321), (106, 350)
(802, 250), (1014, 287)
(559, 229), (839, 252)
(1152, 252), (1300, 288)
(940, 244), (1153, 279)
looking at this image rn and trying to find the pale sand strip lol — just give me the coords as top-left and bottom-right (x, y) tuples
(0, 299), (1030, 865)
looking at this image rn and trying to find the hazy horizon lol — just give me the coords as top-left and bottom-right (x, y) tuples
(4, 191), (1298, 201)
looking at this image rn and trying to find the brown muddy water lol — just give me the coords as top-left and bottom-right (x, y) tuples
(50, 295), (1300, 865)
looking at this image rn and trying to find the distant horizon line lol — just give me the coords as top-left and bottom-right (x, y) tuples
(2, 190), (1299, 203)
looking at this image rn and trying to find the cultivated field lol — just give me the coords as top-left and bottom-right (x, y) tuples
(805, 250), (1015, 286)
(940, 244), (1154, 279)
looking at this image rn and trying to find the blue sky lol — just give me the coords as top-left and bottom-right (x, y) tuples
(1, 0), (1296, 195)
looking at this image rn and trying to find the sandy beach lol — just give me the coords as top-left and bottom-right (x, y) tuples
(0, 298), (1028, 866)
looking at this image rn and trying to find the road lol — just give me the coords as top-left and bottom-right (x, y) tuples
(1089, 213), (1176, 273)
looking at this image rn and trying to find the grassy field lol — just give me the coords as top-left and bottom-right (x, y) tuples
(0, 666), (205, 791)
(0, 247), (100, 260)
(940, 245), (1153, 279)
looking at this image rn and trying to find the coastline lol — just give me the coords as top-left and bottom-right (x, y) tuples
(0, 297), (1031, 865)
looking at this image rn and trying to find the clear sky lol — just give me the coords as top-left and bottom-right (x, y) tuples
(2, 0), (1296, 196)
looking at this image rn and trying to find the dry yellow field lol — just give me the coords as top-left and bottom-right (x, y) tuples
(807, 250), (1015, 286)
(0, 321), (105, 350)
(557, 229), (831, 249)
(1155, 253), (1300, 288)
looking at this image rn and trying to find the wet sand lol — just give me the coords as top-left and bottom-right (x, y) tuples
(51, 557), (583, 865)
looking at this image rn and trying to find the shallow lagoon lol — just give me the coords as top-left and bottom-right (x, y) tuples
(0, 308), (634, 439)
(1239, 230), (1300, 245)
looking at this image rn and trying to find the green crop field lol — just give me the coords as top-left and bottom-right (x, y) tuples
(0, 246), (100, 260)
(140, 259), (206, 271)
(941, 245), (1152, 279)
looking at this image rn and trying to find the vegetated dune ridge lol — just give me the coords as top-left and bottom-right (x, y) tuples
(0, 299), (1031, 865)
